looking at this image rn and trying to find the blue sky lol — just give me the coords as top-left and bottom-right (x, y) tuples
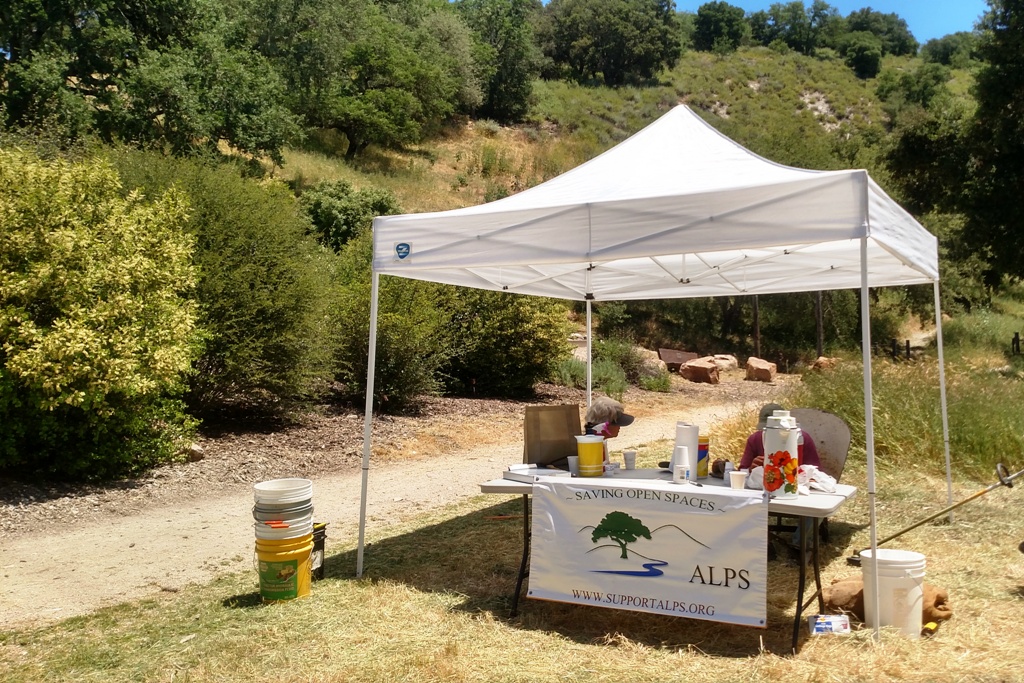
(674, 1), (990, 44)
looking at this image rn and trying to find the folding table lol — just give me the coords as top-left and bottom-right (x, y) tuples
(480, 470), (857, 652)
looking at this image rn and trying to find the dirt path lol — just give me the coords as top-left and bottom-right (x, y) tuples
(0, 381), (791, 628)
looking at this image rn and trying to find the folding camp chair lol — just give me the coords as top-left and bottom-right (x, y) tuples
(522, 404), (582, 468)
(790, 408), (852, 484)
(771, 408), (852, 546)
(791, 408), (851, 543)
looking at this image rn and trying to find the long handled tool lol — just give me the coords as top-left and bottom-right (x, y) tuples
(847, 463), (1023, 566)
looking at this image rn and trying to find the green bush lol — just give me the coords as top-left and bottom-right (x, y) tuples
(1, 51), (93, 141)
(329, 231), (452, 413)
(553, 357), (587, 389)
(591, 358), (628, 401)
(0, 149), (199, 479)
(109, 150), (337, 411)
(299, 180), (401, 252)
(840, 31), (883, 78)
(438, 290), (573, 396)
(941, 306), (1022, 354)
(638, 368), (672, 392)
(552, 346), (670, 393)
(476, 119), (502, 137)
(593, 337), (647, 383)
(483, 183), (510, 202)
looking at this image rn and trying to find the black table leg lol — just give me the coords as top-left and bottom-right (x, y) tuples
(509, 493), (530, 617)
(792, 515), (809, 652)
(791, 517), (825, 653)
(812, 518), (824, 612)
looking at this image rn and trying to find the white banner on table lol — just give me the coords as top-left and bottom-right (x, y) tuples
(529, 477), (768, 627)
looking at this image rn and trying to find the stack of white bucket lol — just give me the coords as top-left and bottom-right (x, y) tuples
(861, 548), (927, 638)
(253, 478), (314, 602)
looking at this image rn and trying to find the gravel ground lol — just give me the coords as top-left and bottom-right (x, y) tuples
(0, 373), (797, 627)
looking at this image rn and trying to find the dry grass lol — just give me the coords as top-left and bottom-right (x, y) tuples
(273, 120), (586, 219)
(2, 459), (1022, 682)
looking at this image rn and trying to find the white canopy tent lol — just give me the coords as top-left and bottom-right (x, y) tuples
(359, 104), (952, 638)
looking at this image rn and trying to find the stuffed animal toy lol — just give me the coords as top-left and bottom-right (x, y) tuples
(711, 458), (729, 478)
(923, 584), (953, 622)
(822, 576), (952, 624)
(822, 575), (864, 618)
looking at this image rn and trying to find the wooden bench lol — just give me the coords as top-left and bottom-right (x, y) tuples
(657, 348), (698, 373)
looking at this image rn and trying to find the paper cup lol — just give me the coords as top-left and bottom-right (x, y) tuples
(623, 450), (636, 470)
(729, 470), (747, 490)
(567, 455), (580, 477)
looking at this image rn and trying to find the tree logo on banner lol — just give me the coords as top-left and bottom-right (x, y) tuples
(591, 511), (651, 559)
(584, 511), (709, 577)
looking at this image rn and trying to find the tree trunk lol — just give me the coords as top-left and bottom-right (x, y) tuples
(816, 291), (824, 357)
(753, 295), (761, 358)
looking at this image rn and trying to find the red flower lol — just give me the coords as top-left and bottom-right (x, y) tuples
(768, 450), (793, 469)
(763, 465), (784, 492)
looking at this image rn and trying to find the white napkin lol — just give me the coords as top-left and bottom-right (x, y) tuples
(797, 464), (837, 493)
(746, 466), (764, 490)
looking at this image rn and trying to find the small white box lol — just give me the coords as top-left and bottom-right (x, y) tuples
(807, 614), (851, 635)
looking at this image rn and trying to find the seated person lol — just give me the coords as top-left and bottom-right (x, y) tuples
(583, 397), (634, 463)
(740, 402), (820, 470)
(584, 396), (634, 438)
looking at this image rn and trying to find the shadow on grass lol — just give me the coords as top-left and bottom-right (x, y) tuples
(221, 591), (263, 612)
(818, 518), (868, 557)
(314, 498), (866, 656)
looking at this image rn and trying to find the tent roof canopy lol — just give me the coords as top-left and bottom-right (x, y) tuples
(372, 105), (937, 301)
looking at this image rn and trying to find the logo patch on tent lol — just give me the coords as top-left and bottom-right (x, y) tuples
(394, 242), (411, 261)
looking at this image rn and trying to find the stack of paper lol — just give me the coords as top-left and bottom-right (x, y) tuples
(503, 464), (572, 483)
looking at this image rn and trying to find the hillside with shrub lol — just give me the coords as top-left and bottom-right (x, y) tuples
(3, 0), (1023, 481)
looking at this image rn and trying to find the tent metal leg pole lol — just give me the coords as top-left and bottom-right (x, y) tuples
(860, 237), (880, 641)
(356, 271), (381, 578)
(791, 517), (825, 654)
(586, 299), (593, 406)
(934, 281), (954, 519)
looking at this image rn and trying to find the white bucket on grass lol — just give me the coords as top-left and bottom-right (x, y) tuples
(253, 501), (314, 522)
(255, 517), (314, 540)
(861, 548), (926, 639)
(254, 478), (313, 505)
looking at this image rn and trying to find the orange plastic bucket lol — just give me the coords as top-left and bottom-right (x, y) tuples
(255, 533), (313, 602)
